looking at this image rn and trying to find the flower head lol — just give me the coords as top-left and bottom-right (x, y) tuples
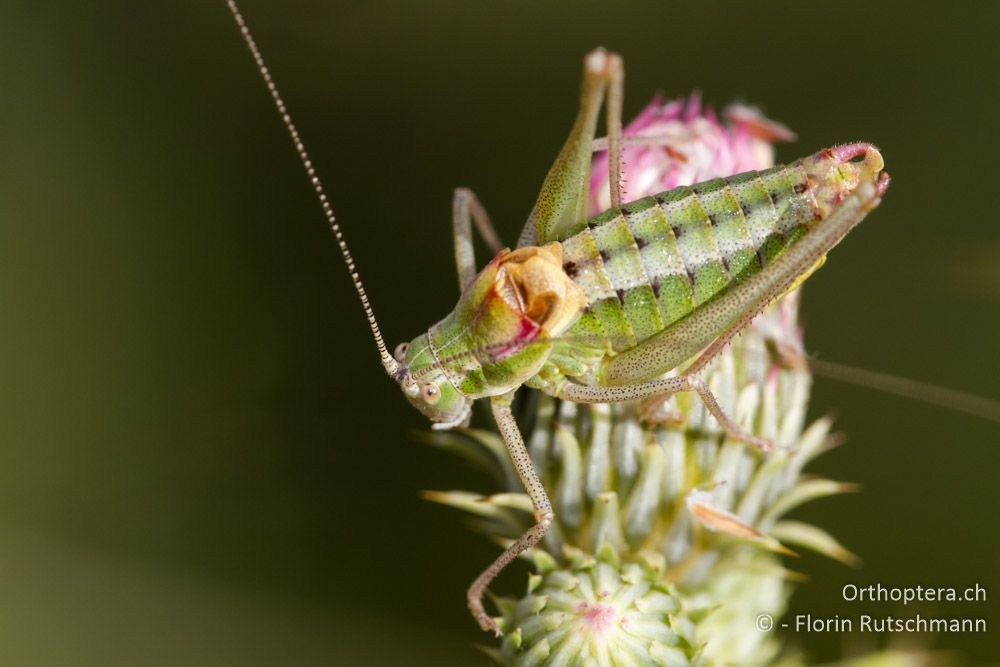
(589, 95), (795, 214)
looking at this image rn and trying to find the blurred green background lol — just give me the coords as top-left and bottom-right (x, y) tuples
(1, 1), (998, 664)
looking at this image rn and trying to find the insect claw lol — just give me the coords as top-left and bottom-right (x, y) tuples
(469, 598), (502, 635)
(638, 396), (685, 426)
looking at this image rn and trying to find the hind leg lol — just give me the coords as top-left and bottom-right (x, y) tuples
(518, 49), (625, 247)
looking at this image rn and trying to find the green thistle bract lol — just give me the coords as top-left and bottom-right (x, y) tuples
(489, 548), (698, 666)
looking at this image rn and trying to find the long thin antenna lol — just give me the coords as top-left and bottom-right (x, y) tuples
(226, 0), (400, 377)
(805, 357), (1000, 425)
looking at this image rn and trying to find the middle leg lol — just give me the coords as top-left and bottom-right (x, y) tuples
(452, 187), (503, 290)
(557, 374), (776, 452)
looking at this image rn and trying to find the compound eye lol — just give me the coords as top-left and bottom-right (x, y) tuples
(394, 342), (410, 362)
(421, 382), (440, 404)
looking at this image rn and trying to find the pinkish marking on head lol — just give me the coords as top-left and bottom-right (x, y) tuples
(490, 317), (541, 360)
(517, 317), (540, 341)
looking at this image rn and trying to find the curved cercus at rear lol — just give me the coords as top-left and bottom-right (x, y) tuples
(803, 142), (888, 216)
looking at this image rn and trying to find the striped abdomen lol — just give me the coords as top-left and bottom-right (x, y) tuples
(558, 158), (823, 352)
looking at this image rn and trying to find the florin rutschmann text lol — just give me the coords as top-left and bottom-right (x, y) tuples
(788, 614), (985, 633)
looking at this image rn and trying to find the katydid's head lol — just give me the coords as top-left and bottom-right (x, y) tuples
(803, 142), (890, 217)
(392, 336), (473, 429)
(390, 243), (586, 429)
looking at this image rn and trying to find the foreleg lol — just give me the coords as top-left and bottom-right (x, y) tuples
(467, 391), (554, 635)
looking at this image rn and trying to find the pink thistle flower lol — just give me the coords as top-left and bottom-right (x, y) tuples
(589, 94), (795, 214)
